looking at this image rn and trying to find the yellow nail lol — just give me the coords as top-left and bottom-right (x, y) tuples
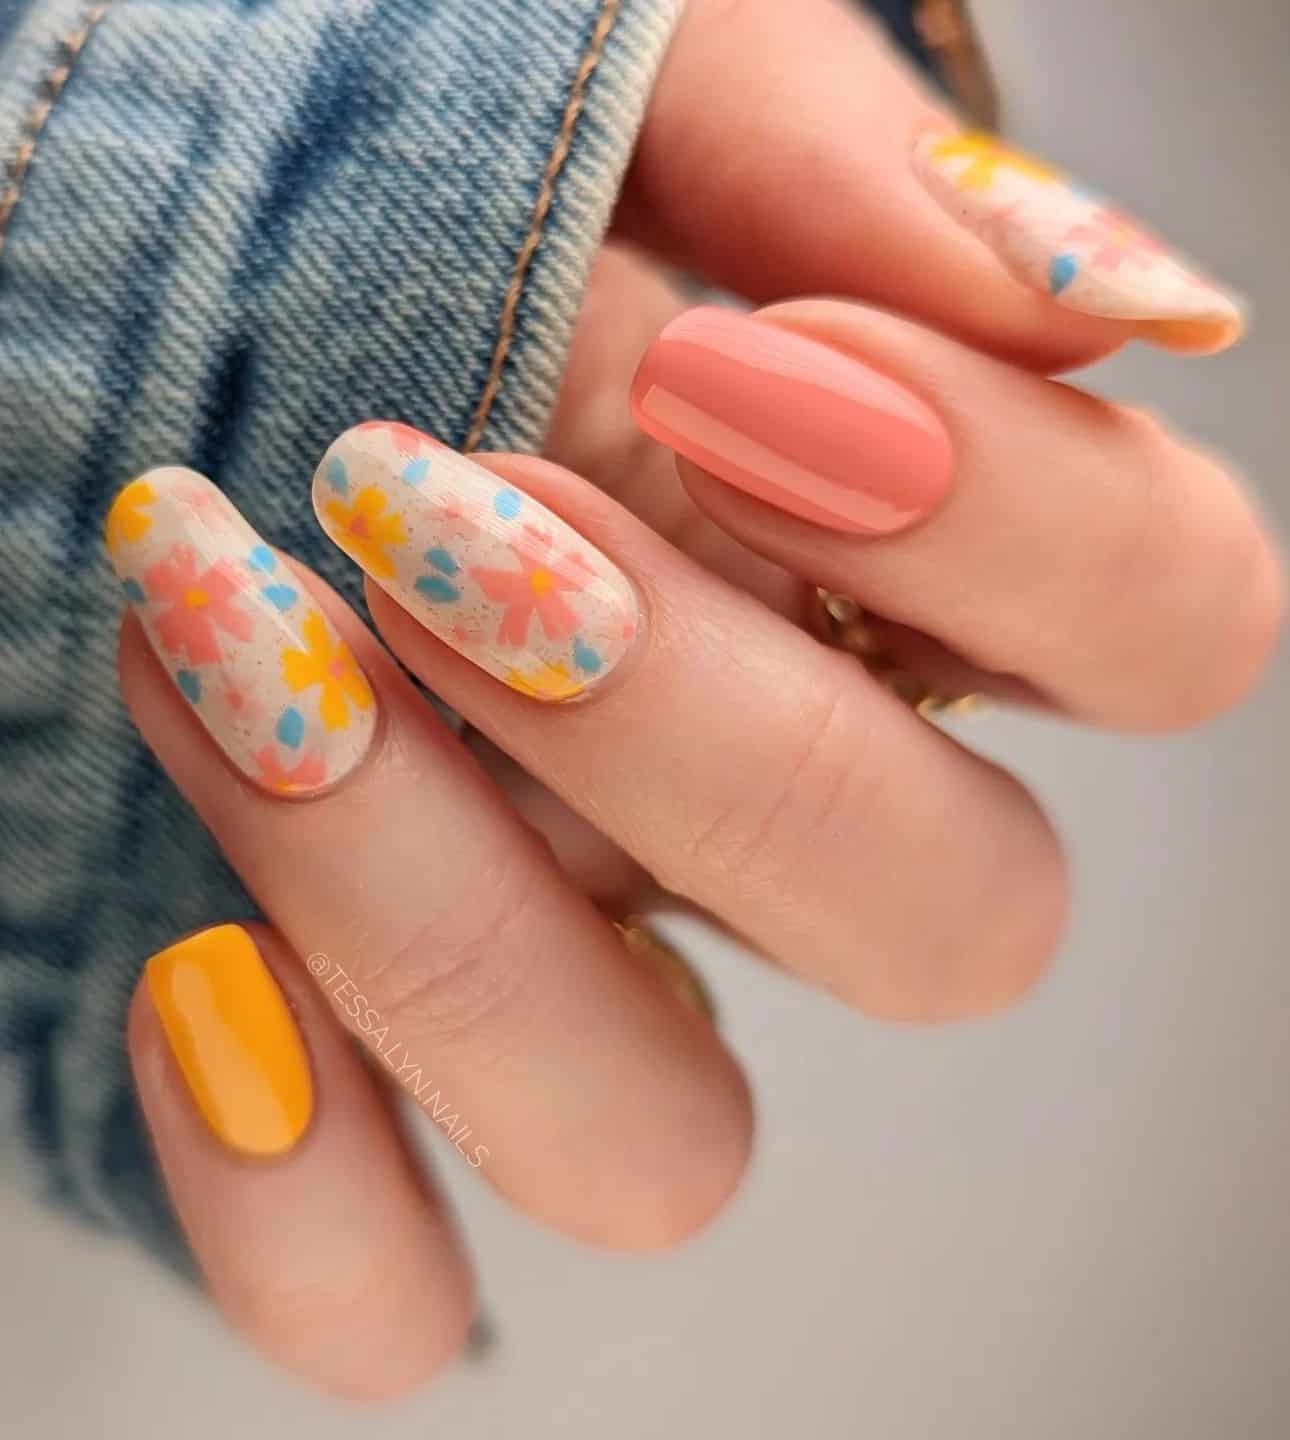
(146, 925), (313, 1157)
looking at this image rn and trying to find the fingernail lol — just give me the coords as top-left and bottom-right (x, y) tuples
(629, 308), (954, 536)
(146, 925), (313, 1157)
(913, 130), (1245, 353)
(105, 468), (376, 796)
(313, 423), (640, 702)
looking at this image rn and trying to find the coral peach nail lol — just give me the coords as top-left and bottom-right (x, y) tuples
(105, 467), (376, 796)
(313, 422), (639, 702)
(630, 307), (954, 535)
(913, 130), (1245, 353)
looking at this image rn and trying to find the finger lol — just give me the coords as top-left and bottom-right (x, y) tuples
(111, 469), (751, 1249)
(317, 426), (1068, 1023)
(466, 731), (659, 911)
(620, 0), (1242, 364)
(129, 922), (473, 1402)
(631, 303), (1283, 730)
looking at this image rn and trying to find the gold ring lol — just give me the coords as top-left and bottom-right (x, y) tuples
(616, 916), (716, 1022)
(814, 589), (983, 718)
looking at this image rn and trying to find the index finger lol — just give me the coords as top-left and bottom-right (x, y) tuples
(621, 0), (1242, 366)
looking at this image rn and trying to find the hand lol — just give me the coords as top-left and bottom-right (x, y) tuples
(109, 0), (1279, 1403)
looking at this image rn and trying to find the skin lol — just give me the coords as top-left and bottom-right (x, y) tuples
(121, 0), (1282, 1402)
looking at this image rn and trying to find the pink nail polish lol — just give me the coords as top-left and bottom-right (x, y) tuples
(630, 307), (953, 535)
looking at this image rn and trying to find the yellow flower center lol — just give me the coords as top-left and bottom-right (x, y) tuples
(349, 514), (370, 539)
(183, 587), (210, 609)
(326, 655), (348, 680)
(528, 567), (553, 595)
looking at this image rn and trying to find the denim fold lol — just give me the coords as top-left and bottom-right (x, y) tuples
(0, 0), (679, 1262)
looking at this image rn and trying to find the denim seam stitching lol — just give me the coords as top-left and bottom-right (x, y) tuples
(462, 0), (622, 452)
(0, 1), (113, 259)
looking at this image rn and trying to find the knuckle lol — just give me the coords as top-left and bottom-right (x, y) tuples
(1195, 488), (1285, 718)
(662, 660), (870, 903)
(861, 771), (1069, 1024)
(344, 854), (541, 1051)
(231, 1262), (469, 1402)
(974, 779), (1069, 1007)
(1087, 413), (1283, 726)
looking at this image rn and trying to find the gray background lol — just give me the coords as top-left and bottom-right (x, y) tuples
(5, 0), (1288, 1434)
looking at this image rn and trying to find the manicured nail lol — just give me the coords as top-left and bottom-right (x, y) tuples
(146, 925), (313, 1157)
(313, 423), (639, 702)
(105, 468), (376, 796)
(913, 130), (1244, 353)
(630, 307), (954, 535)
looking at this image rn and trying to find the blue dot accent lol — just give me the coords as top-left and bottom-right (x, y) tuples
(401, 456), (430, 486)
(493, 488), (522, 520)
(247, 543), (275, 573)
(261, 583), (299, 612)
(326, 455), (349, 494)
(1048, 253), (1078, 295)
(276, 706), (305, 749)
(175, 670), (202, 704)
(415, 575), (461, 604)
(1067, 183), (1104, 205)
(122, 578), (146, 604)
(425, 546), (458, 575)
(572, 638), (603, 675)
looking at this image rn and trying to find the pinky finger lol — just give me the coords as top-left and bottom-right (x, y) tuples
(128, 923), (474, 1402)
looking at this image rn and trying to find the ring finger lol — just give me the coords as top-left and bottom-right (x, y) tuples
(629, 302), (1284, 731)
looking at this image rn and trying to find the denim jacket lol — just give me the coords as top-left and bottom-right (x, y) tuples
(0, 0), (946, 1269)
(0, 0), (679, 1265)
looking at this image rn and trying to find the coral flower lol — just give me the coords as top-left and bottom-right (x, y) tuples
(470, 527), (588, 648)
(253, 747), (328, 793)
(1065, 206), (1168, 271)
(144, 544), (252, 664)
(280, 609), (373, 731)
(355, 419), (437, 455)
(323, 485), (407, 579)
(104, 478), (156, 553)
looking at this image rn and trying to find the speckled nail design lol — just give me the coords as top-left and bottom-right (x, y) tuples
(313, 423), (639, 702)
(914, 130), (1244, 353)
(106, 467), (376, 795)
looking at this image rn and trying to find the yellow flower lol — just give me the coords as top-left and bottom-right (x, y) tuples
(281, 610), (373, 731)
(931, 131), (1061, 190)
(104, 478), (156, 553)
(323, 485), (407, 579)
(504, 661), (584, 702)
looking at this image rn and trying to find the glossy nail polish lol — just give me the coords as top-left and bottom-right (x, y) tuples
(630, 307), (954, 535)
(146, 925), (313, 1157)
(913, 130), (1244, 352)
(313, 423), (639, 702)
(105, 468), (376, 796)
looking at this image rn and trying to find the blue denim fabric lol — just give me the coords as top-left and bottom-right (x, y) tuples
(0, 0), (678, 1264)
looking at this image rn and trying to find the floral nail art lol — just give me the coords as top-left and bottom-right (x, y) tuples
(105, 467), (376, 796)
(313, 424), (639, 702)
(914, 130), (1244, 352)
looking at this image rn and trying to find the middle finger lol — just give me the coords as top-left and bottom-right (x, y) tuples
(317, 427), (1069, 1024)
